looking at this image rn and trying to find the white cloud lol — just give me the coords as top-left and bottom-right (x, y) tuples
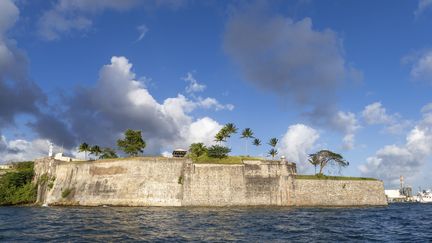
(67, 56), (231, 154)
(0, 137), (50, 163)
(0, 0), (19, 36)
(362, 102), (411, 135)
(362, 102), (394, 125)
(183, 72), (206, 93)
(136, 24), (148, 41)
(406, 50), (432, 83)
(414, 0), (432, 17)
(279, 124), (320, 173)
(333, 111), (360, 150)
(37, 0), (187, 41)
(360, 103), (432, 186)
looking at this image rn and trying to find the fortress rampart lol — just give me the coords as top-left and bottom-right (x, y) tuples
(34, 157), (387, 207)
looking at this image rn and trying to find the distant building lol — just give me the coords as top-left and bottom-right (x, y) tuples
(54, 153), (81, 162)
(385, 190), (406, 202)
(172, 149), (187, 158)
(0, 164), (12, 170)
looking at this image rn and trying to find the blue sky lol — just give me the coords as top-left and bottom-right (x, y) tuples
(1, 0), (432, 189)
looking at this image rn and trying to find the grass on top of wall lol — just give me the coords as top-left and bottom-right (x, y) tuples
(295, 174), (378, 181)
(191, 155), (262, 164)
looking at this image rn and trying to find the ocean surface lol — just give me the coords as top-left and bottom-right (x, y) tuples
(0, 203), (431, 242)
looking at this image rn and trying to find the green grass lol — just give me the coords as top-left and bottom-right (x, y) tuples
(295, 174), (378, 181)
(191, 155), (262, 164)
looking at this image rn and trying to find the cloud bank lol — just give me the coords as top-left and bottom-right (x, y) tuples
(360, 104), (432, 186)
(224, 2), (361, 149)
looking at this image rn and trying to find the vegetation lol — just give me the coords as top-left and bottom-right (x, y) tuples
(253, 138), (261, 147)
(78, 143), (90, 160)
(90, 145), (102, 158)
(295, 174), (377, 181)
(0, 161), (36, 206)
(267, 138), (278, 159)
(99, 147), (118, 159)
(117, 129), (146, 156)
(192, 154), (261, 164)
(207, 145), (231, 159)
(241, 128), (254, 156)
(188, 143), (207, 158)
(61, 188), (74, 198)
(214, 123), (238, 145)
(308, 150), (349, 175)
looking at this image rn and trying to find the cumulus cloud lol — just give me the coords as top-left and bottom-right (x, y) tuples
(0, 0), (46, 127)
(362, 102), (411, 135)
(332, 111), (360, 150)
(183, 72), (206, 93)
(404, 50), (432, 84)
(279, 124), (320, 173)
(0, 136), (50, 163)
(360, 104), (432, 186)
(414, 0), (432, 17)
(37, 0), (187, 40)
(224, 2), (360, 148)
(66, 56), (229, 154)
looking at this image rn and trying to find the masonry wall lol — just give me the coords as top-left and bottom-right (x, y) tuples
(292, 179), (387, 206)
(35, 157), (185, 206)
(34, 158), (387, 207)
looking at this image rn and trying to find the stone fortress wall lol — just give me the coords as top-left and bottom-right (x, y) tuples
(34, 157), (387, 207)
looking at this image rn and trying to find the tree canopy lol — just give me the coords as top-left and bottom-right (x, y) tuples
(117, 129), (146, 157)
(189, 143), (207, 157)
(308, 150), (349, 175)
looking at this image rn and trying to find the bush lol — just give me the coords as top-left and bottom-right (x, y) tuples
(62, 188), (74, 198)
(0, 162), (36, 206)
(207, 145), (231, 159)
(189, 143), (207, 158)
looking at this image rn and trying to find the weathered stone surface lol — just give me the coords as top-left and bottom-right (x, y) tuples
(34, 157), (387, 207)
(292, 179), (387, 206)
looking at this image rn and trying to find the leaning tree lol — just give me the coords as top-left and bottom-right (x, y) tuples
(308, 150), (349, 175)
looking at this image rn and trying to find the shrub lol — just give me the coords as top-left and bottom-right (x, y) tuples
(0, 162), (36, 205)
(207, 145), (231, 159)
(188, 143), (207, 157)
(62, 188), (74, 198)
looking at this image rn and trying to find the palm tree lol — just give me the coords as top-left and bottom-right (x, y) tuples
(214, 132), (226, 144)
(268, 138), (278, 147)
(253, 138), (261, 147)
(241, 128), (254, 156)
(189, 143), (207, 157)
(78, 142), (90, 160)
(224, 123), (238, 136)
(90, 145), (102, 160)
(268, 138), (278, 160)
(268, 148), (278, 159)
(99, 147), (118, 159)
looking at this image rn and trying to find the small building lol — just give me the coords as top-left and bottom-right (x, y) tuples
(0, 164), (12, 170)
(54, 153), (81, 162)
(172, 149), (187, 158)
(385, 189), (406, 202)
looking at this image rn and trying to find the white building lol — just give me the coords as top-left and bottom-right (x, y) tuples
(0, 164), (12, 170)
(54, 153), (82, 162)
(384, 189), (405, 202)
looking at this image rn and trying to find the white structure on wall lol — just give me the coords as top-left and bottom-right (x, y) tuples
(48, 141), (54, 157)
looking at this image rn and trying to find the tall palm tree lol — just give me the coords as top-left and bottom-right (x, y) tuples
(268, 138), (278, 148)
(78, 142), (90, 160)
(268, 148), (278, 159)
(90, 145), (102, 160)
(268, 138), (278, 160)
(253, 138), (261, 147)
(224, 123), (238, 137)
(241, 128), (254, 156)
(214, 132), (226, 144)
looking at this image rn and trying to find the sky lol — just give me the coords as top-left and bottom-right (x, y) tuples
(1, 0), (432, 189)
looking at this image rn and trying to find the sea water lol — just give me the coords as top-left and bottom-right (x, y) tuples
(1, 203), (431, 242)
